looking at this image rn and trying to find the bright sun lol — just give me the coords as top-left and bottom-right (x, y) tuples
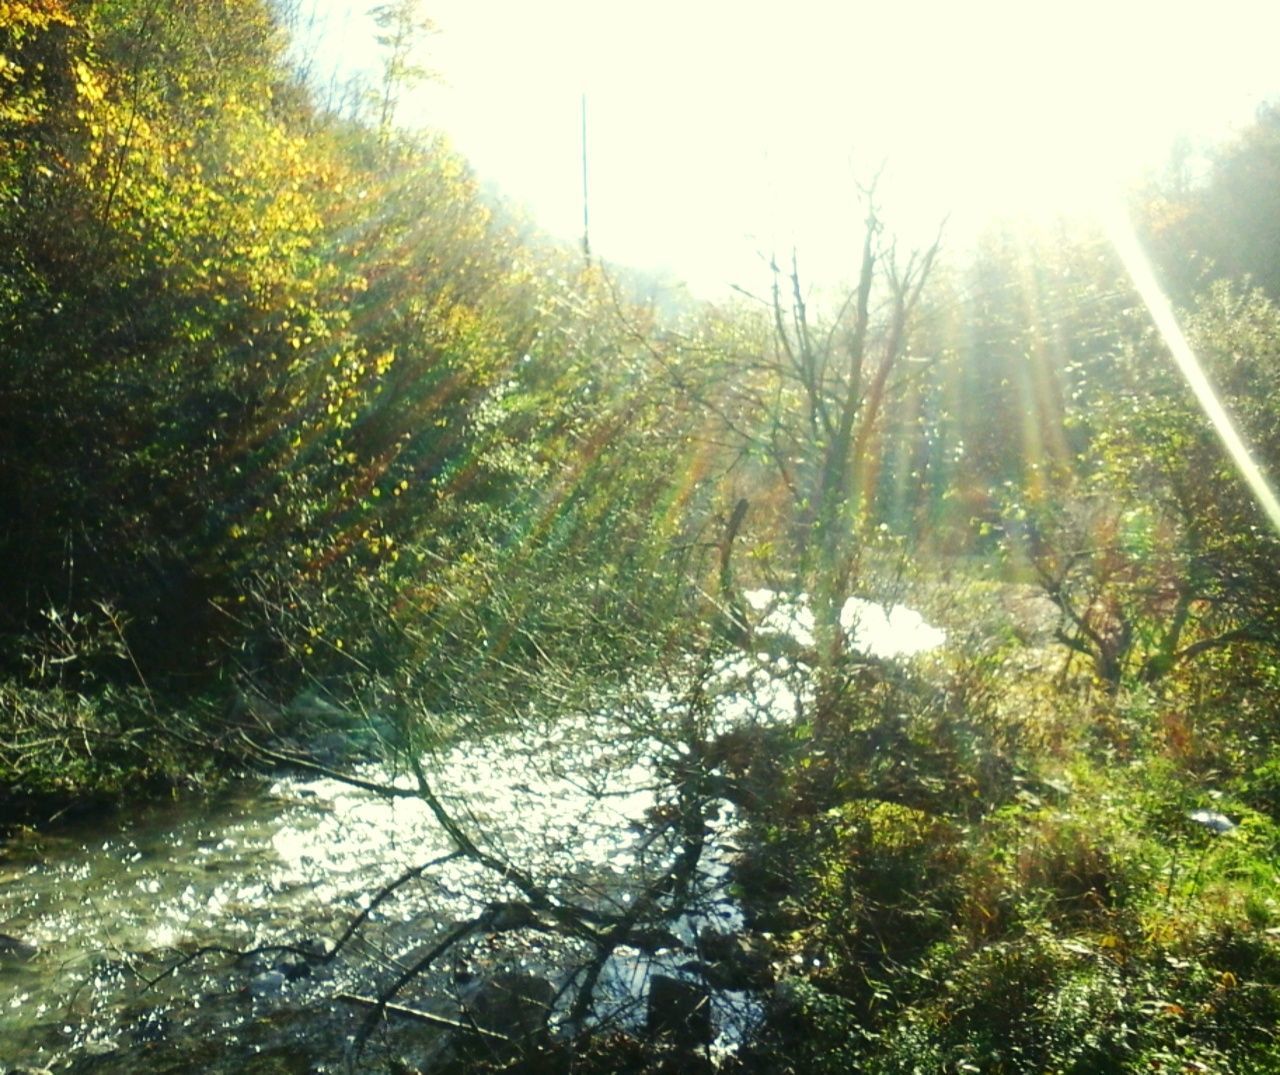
(302, 0), (1280, 294)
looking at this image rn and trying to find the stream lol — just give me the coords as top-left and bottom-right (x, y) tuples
(0, 596), (944, 1072)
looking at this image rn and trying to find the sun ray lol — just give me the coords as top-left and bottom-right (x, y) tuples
(1103, 199), (1280, 537)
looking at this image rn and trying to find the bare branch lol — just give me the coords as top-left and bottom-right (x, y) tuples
(338, 992), (511, 1040)
(354, 916), (484, 1048)
(236, 732), (418, 799)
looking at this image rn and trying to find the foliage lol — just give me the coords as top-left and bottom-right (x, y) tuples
(1144, 102), (1280, 303)
(0, 676), (211, 815)
(738, 639), (1280, 1075)
(895, 222), (1140, 557)
(1006, 281), (1280, 691)
(0, 0), (696, 695)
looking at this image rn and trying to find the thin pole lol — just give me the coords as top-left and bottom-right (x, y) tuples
(580, 92), (591, 265)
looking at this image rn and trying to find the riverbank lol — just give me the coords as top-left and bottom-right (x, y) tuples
(722, 591), (1280, 1075)
(0, 676), (393, 835)
(0, 680), (221, 834)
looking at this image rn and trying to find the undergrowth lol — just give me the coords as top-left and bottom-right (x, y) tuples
(733, 608), (1280, 1074)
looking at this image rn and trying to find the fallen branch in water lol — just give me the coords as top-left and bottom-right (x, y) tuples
(171, 691), (727, 1064)
(353, 897), (581, 1050)
(337, 991), (510, 1041)
(353, 915), (482, 1049)
(140, 939), (321, 991)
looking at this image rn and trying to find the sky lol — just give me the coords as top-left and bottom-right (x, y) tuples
(292, 0), (1280, 296)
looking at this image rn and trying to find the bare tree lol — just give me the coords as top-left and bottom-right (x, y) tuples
(693, 180), (943, 724)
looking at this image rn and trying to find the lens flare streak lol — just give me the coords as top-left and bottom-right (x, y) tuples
(1103, 202), (1280, 537)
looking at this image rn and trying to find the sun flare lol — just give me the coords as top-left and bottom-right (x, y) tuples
(300, 0), (1279, 292)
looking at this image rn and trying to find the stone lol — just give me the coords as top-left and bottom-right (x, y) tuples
(249, 969), (288, 997)
(696, 930), (775, 990)
(128, 1007), (171, 1044)
(1188, 808), (1237, 834)
(461, 971), (555, 1042)
(0, 932), (38, 961)
(276, 955), (313, 981)
(647, 974), (712, 1047)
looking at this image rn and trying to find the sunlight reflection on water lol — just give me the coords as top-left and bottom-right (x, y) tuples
(745, 588), (947, 657)
(0, 592), (944, 1067)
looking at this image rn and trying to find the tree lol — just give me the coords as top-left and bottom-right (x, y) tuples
(1015, 281), (1280, 690)
(1143, 103), (1280, 304)
(867, 210), (1161, 567)
(370, 0), (435, 143)
(686, 182), (942, 725)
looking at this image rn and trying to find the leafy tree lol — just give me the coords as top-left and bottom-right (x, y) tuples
(877, 218), (1149, 562)
(1145, 103), (1280, 303)
(0, 0), (521, 682)
(1015, 281), (1280, 690)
